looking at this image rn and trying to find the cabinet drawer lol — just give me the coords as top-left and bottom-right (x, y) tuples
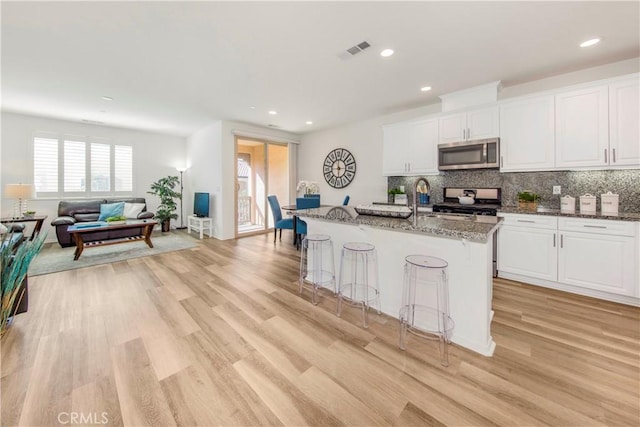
(498, 214), (557, 229)
(558, 218), (636, 237)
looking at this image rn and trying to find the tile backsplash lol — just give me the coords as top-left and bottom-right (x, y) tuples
(388, 169), (640, 212)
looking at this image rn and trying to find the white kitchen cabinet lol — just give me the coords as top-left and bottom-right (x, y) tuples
(609, 77), (640, 167)
(555, 85), (609, 168)
(558, 218), (637, 297)
(497, 214), (557, 281)
(382, 117), (439, 176)
(498, 213), (639, 303)
(439, 106), (498, 144)
(499, 94), (555, 171)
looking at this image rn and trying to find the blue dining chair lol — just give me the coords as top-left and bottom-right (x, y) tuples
(343, 195), (350, 206)
(295, 197), (319, 239)
(267, 195), (294, 244)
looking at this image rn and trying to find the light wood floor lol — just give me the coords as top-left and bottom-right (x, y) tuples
(2, 231), (639, 426)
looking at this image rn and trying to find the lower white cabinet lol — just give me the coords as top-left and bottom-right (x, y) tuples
(498, 214), (639, 303)
(497, 215), (557, 281)
(558, 218), (636, 297)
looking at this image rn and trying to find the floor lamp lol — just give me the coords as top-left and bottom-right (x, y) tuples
(176, 167), (187, 229)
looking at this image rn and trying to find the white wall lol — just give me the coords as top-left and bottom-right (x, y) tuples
(185, 120), (299, 240)
(298, 58), (640, 205)
(298, 104), (442, 206)
(185, 121), (223, 238)
(1, 112), (187, 242)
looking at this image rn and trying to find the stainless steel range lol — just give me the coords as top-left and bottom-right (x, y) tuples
(433, 187), (501, 276)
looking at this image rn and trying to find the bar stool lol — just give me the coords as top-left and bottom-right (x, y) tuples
(337, 242), (380, 328)
(399, 255), (454, 366)
(299, 234), (336, 305)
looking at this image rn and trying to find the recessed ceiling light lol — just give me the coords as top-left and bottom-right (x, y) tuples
(268, 110), (277, 115)
(249, 106), (256, 109)
(306, 121), (313, 125)
(380, 49), (394, 57)
(580, 38), (601, 48)
(420, 86), (432, 92)
(101, 96), (113, 101)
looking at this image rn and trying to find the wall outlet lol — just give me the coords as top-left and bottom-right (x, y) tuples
(553, 185), (561, 195)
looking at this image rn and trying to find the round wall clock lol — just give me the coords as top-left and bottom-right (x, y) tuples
(323, 148), (356, 189)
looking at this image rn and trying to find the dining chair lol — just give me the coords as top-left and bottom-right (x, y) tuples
(343, 195), (350, 206)
(267, 195), (294, 244)
(294, 197), (319, 240)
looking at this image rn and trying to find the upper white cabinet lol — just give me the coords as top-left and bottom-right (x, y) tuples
(438, 106), (498, 144)
(499, 94), (555, 171)
(555, 85), (609, 168)
(609, 78), (640, 167)
(382, 117), (439, 176)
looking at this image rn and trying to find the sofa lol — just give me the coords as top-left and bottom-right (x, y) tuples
(51, 198), (155, 247)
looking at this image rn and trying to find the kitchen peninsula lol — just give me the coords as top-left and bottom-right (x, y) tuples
(295, 206), (502, 356)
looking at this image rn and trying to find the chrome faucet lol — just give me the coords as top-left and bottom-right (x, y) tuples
(412, 177), (430, 227)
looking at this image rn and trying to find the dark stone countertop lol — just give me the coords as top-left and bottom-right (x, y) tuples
(292, 206), (502, 243)
(499, 206), (640, 222)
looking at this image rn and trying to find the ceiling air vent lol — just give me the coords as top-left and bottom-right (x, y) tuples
(267, 124), (280, 128)
(81, 119), (105, 125)
(338, 40), (371, 60)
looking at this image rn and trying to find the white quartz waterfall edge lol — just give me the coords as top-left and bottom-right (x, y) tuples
(306, 219), (496, 357)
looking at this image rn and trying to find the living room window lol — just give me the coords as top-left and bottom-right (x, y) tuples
(33, 135), (133, 197)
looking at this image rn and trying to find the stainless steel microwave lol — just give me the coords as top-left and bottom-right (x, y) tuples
(438, 138), (500, 170)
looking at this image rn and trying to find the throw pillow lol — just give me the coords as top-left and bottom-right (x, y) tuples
(123, 202), (145, 219)
(98, 202), (125, 221)
(0, 223), (7, 235)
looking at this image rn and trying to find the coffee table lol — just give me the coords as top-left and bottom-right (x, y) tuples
(67, 220), (157, 260)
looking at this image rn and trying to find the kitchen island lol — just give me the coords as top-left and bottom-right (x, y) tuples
(295, 206), (502, 356)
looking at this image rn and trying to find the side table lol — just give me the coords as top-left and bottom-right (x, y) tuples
(1, 215), (48, 240)
(187, 215), (213, 239)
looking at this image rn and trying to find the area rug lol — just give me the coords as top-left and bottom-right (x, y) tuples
(29, 231), (201, 276)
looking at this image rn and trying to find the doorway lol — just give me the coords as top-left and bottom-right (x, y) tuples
(235, 138), (290, 236)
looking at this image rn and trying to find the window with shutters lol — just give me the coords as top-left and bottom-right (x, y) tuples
(33, 137), (59, 193)
(32, 135), (133, 197)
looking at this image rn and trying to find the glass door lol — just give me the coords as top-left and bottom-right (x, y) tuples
(235, 138), (289, 236)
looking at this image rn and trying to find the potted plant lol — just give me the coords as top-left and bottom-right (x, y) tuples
(518, 190), (540, 211)
(1, 231), (46, 338)
(388, 187), (405, 204)
(148, 175), (181, 232)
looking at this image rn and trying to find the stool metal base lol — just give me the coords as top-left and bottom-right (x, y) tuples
(399, 304), (455, 367)
(336, 284), (381, 328)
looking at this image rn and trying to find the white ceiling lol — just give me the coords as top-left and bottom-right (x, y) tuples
(2, 1), (639, 137)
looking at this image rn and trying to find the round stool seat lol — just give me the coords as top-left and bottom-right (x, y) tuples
(305, 234), (331, 242)
(405, 255), (448, 269)
(343, 242), (375, 252)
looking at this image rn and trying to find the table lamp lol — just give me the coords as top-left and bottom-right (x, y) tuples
(5, 183), (36, 219)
